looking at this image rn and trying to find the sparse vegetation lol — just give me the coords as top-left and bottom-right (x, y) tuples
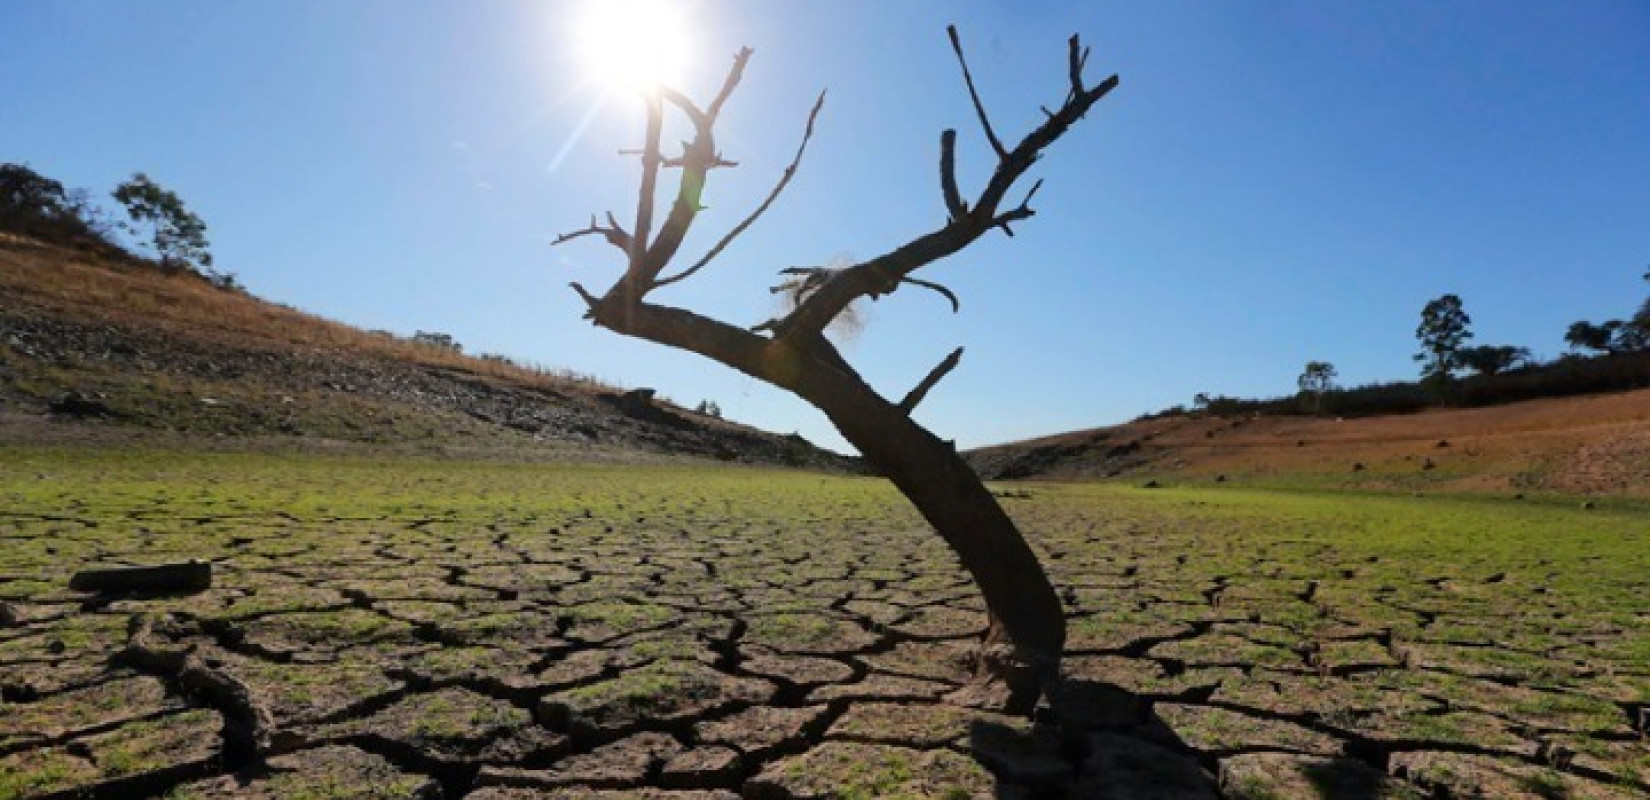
(110, 173), (219, 282)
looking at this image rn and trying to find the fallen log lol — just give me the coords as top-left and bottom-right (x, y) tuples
(69, 561), (212, 595)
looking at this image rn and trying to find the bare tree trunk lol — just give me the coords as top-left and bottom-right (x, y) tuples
(554, 26), (1117, 711)
(787, 337), (1063, 710)
(831, 399), (1064, 710)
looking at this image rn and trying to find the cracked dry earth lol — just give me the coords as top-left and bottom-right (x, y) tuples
(2, 463), (1647, 799)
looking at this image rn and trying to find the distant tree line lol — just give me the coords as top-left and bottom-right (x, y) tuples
(1, 162), (232, 289)
(1169, 271), (1650, 420)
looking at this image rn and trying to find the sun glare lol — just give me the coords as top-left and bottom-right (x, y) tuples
(575, 0), (692, 94)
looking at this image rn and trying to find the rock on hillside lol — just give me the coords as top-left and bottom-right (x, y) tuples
(0, 235), (853, 469)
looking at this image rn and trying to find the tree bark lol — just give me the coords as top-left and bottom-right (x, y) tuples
(584, 302), (1066, 707)
(787, 337), (1065, 711)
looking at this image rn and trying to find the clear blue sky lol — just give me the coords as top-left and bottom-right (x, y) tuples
(4, 1), (1647, 453)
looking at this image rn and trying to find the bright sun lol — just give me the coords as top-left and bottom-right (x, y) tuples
(575, 0), (692, 94)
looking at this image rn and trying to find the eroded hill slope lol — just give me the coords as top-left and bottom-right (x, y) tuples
(0, 235), (848, 468)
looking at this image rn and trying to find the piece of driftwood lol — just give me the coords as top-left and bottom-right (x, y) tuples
(69, 561), (212, 594)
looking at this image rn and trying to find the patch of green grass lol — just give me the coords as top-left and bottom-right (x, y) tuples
(258, 772), (430, 800)
(0, 749), (98, 800)
(2, 442), (1648, 788)
(747, 612), (840, 643)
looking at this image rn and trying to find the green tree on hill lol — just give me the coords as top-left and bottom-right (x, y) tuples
(1455, 344), (1531, 376)
(1564, 320), (1626, 355)
(1563, 266), (1650, 356)
(0, 163), (112, 246)
(112, 172), (214, 276)
(1296, 361), (1336, 414)
(1414, 294), (1472, 386)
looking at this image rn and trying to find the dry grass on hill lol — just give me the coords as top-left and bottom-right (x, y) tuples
(970, 387), (1650, 496)
(0, 233), (610, 397)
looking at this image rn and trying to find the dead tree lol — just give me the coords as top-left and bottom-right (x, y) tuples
(556, 27), (1117, 710)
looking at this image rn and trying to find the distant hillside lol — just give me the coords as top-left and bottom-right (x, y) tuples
(0, 234), (852, 469)
(966, 389), (1650, 495)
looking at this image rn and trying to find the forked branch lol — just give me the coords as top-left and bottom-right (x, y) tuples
(553, 212), (632, 252)
(657, 90), (828, 288)
(771, 32), (1118, 343)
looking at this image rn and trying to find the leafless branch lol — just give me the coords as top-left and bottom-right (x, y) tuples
(1066, 35), (1090, 103)
(656, 91), (828, 289)
(629, 96), (666, 267)
(901, 276), (960, 313)
(774, 38), (1118, 342)
(947, 25), (1007, 160)
(1020, 177), (1045, 207)
(569, 281), (600, 312)
(939, 129), (967, 221)
(631, 50), (763, 288)
(766, 265), (829, 296)
(899, 346), (964, 414)
(663, 151), (738, 169)
(708, 47), (754, 122)
(991, 178), (1043, 236)
(553, 212), (633, 252)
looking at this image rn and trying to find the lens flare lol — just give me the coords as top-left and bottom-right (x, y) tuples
(575, 0), (691, 94)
